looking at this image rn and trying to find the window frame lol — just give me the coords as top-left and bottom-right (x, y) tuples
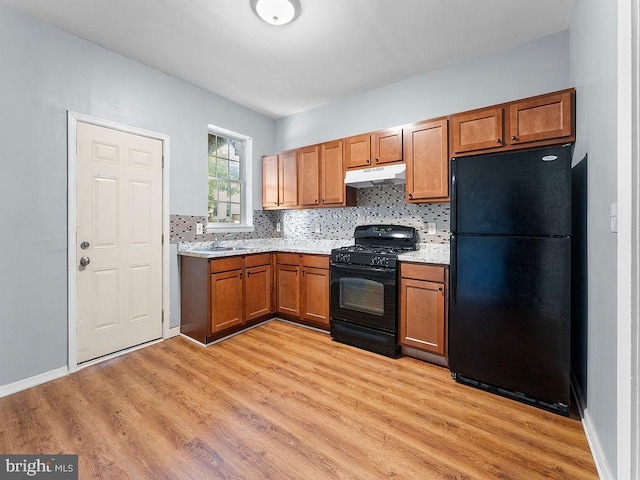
(206, 125), (254, 233)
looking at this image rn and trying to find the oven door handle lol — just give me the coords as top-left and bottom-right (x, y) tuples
(330, 263), (396, 275)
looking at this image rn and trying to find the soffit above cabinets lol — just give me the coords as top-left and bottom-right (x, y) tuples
(1, 0), (576, 119)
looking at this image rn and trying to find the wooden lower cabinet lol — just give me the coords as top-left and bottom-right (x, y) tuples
(210, 268), (243, 333)
(276, 263), (301, 317)
(399, 263), (448, 357)
(276, 253), (330, 328)
(301, 256), (330, 327)
(180, 253), (273, 343)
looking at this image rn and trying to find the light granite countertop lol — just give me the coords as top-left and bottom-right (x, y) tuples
(179, 239), (450, 265)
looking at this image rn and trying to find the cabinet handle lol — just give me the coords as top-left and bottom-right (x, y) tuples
(511, 135), (518, 141)
(240, 273), (243, 278)
(315, 199), (318, 204)
(322, 199), (325, 204)
(375, 157), (379, 163)
(408, 193), (413, 199)
(247, 271), (251, 277)
(496, 139), (501, 144)
(366, 158), (370, 164)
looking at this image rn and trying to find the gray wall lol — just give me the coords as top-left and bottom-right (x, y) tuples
(570, 0), (619, 475)
(275, 31), (570, 150)
(0, 6), (275, 386)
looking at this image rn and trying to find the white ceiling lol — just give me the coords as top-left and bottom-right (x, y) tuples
(1, 0), (577, 119)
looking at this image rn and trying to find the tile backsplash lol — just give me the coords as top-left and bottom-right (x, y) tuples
(171, 184), (450, 244)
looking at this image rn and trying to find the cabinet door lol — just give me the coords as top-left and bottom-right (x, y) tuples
(298, 145), (320, 207)
(320, 140), (346, 206)
(344, 134), (371, 169)
(509, 91), (573, 145)
(301, 267), (329, 327)
(245, 264), (272, 321)
(262, 154), (279, 208)
(404, 119), (449, 202)
(210, 269), (244, 333)
(371, 128), (402, 165)
(276, 264), (300, 316)
(278, 150), (298, 208)
(399, 277), (446, 356)
(451, 107), (504, 154)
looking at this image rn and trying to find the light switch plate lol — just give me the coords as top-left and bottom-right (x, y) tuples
(427, 222), (437, 235)
(610, 203), (618, 233)
(276, 222), (281, 233)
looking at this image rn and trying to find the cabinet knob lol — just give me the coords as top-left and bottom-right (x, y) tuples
(247, 271), (251, 277)
(511, 135), (518, 141)
(366, 158), (370, 164)
(496, 139), (502, 144)
(322, 199), (325, 204)
(315, 199), (318, 204)
(375, 157), (379, 163)
(408, 193), (413, 199)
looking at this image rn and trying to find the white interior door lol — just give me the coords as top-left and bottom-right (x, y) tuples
(76, 122), (163, 364)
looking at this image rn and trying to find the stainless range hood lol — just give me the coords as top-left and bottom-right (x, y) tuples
(344, 163), (406, 188)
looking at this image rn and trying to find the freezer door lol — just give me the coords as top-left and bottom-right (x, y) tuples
(449, 235), (571, 405)
(451, 146), (572, 236)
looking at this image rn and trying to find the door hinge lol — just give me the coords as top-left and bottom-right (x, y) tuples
(161, 310), (165, 324)
(161, 233), (164, 244)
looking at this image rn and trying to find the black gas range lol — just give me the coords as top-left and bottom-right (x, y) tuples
(329, 225), (417, 357)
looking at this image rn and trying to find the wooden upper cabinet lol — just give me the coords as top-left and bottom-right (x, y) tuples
(344, 134), (371, 169)
(321, 140), (349, 207)
(404, 119), (449, 203)
(262, 154), (279, 208)
(450, 89), (575, 157)
(278, 150), (298, 208)
(509, 91), (573, 145)
(451, 107), (504, 154)
(298, 145), (320, 207)
(262, 151), (298, 209)
(345, 128), (403, 170)
(371, 128), (403, 166)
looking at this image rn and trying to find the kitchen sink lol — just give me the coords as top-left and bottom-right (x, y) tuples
(192, 246), (252, 253)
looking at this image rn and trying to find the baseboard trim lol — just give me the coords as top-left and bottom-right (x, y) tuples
(572, 374), (614, 480)
(0, 367), (68, 399)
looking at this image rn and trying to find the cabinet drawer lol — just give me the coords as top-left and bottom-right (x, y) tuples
(210, 256), (244, 273)
(245, 253), (272, 268)
(276, 252), (300, 266)
(400, 263), (445, 283)
(301, 254), (329, 269)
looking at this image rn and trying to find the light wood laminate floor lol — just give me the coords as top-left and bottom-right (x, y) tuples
(0, 320), (598, 479)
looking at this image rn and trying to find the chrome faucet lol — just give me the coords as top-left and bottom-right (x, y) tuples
(212, 233), (234, 249)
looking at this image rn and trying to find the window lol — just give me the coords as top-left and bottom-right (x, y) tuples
(207, 126), (253, 231)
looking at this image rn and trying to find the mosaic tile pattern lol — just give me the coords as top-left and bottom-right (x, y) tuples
(170, 210), (281, 243)
(171, 184), (450, 244)
(280, 184), (450, 244)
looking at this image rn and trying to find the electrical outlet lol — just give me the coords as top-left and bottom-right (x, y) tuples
(196, 222), (204, 235)
(427, 222), (437, 235)
(610, 203), (618, 233)
(315, 223), (321, 233)
(276, 222), (281, 233)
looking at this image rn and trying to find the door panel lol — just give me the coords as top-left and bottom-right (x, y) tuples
(452, 146), (572, 236)
(77, 122), (163, 363)
(449, 235), (571, 404)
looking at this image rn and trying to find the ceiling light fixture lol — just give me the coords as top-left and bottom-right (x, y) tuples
(251, 0), (300, 26)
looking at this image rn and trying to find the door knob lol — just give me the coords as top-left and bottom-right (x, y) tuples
(79, 256), (91, 267)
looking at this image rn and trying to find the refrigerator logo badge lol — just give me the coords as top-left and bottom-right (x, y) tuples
(541, 155), (558, 162)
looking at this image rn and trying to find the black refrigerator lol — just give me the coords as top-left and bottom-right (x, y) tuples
(449, 145), (572, 416)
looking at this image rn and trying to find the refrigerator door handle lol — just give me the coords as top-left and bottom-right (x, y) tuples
(450, 234), (457, 305)
(450, 158), (457, 233)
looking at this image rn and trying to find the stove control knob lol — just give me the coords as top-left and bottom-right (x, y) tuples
(371, 256), (389, 267)
(336, 253), (351, 263)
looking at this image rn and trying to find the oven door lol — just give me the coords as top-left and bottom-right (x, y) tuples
(329, 262), (397, 332)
